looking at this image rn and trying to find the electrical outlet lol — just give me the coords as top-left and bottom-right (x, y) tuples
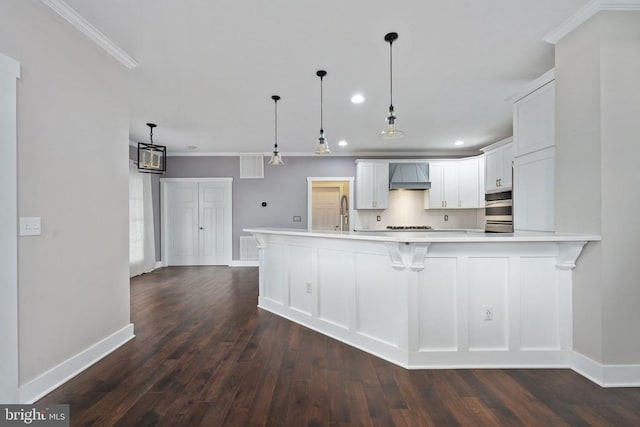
(483, 305), (493, 321)
(376, 216), (381, 221)
(305, 282), (312, 294)
(444, 215), (449, 221)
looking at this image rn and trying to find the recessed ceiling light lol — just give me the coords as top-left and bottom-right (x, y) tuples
(351, 94), (365, 104)
(338, 140), (348, 147)
(455, 140), (465, 146)
(187, 145), (198, 150)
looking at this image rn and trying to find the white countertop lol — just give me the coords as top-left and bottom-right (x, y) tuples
(244, 227), (601, 243)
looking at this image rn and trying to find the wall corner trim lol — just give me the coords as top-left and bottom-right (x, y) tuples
(40, 0), (139, 69)
(0, 53), (21, 78)
(571, 351), (640, 387)
(543, 0), (640, 44)
(18, 323), (135, 403)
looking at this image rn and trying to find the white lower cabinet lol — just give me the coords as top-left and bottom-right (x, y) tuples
(514, 147), (555, 231)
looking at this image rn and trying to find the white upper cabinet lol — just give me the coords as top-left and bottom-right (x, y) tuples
(483, 140), (513, 193)
(426, 157), (483, 209)
(427, 162), (448, 208)
(513, 81), (555, 157)
(458, 158), (482, 208)
(355, 161), (389, 209)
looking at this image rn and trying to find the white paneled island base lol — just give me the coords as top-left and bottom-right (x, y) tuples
(245, 228), (599, 370)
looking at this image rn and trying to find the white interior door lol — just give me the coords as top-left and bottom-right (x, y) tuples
(199, 182), (230, 265)
(163, 179), (232, 266)
(312, 187), (341, 230)
(167, 182), (199, 265)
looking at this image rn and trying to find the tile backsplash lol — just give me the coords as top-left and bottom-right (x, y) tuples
(353, 189), (485, 230)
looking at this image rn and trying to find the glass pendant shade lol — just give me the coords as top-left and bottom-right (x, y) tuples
(137, 123), (166, 174)
(314, 132), (331, 155)
(380, 32), (404, 139)
(314, 70), (331, 155)
(268, 151), (284, 165)
(379, 109), (405, 139)
(268, 95), (284, 166)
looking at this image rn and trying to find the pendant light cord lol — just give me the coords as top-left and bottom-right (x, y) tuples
(320, 75), (324, 134)
(389, 40), (394, 112)
(274, 98), (278, 151)
(149, 125), (154, 145)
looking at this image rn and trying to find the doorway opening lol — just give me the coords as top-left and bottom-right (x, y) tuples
(307, 177), (354, 232)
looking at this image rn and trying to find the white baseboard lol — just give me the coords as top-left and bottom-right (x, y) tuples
(229, 260), (259, 267)
(19, 323), (135, 403)
(571, 351), (640, 387)
(154, 261), (163, 269)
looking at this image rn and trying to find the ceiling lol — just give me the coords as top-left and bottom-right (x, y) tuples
(64, 0), (589, 156)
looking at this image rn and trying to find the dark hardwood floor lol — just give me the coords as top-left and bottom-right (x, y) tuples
(40, 266), (640, 426)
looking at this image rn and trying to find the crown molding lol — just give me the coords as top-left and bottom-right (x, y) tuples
(165, 150), (482, 158)
(40, 0), (138, 69)
(506, 69), (555, 103)
(480, 136), (513, 153)
(544, 0), (640, 44)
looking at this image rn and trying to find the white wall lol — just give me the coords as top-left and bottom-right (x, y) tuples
(598, 12), (640, 365)
(0, 1), (130, 385)
(556, 11), (640, 365)
(555, 13), (604, 363)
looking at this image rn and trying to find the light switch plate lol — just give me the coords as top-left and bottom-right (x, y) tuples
(20, 217), (41, 236)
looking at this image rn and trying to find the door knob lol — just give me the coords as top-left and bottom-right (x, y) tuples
(199, 227), (204, 230)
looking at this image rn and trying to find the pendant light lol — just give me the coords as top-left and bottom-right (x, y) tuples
(137, 123), (166, 174)
(380, 32), (404, 139)
(268, 95), (284, 166)
(314, 70), (331, 155)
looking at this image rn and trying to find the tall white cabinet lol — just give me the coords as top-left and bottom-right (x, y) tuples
(510, 70), (556, 232)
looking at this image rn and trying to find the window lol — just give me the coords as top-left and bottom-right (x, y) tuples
(129, 161), (155, 276)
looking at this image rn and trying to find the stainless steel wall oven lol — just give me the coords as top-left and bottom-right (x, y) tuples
(485, 190), (513, 233)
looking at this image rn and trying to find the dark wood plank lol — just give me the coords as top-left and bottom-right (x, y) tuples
(35, 266), (640, 427)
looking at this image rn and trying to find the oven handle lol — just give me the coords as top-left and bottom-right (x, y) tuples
(486, 199), (512, 207)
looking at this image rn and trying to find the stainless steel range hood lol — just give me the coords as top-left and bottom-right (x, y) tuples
(389, 162), (431, 190)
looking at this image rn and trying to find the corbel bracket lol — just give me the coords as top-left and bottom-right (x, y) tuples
(556, 241), (587, 270)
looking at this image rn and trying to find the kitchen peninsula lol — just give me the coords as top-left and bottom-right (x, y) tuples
(245, 227), (599, 369)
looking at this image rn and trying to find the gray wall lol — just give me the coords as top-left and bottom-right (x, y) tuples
(164, 156), (357, 260)
(556, 11), (640, 364)
(1, 1), (130, 383)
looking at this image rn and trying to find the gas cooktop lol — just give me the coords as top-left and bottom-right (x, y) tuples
(386, 225), (433, 230)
